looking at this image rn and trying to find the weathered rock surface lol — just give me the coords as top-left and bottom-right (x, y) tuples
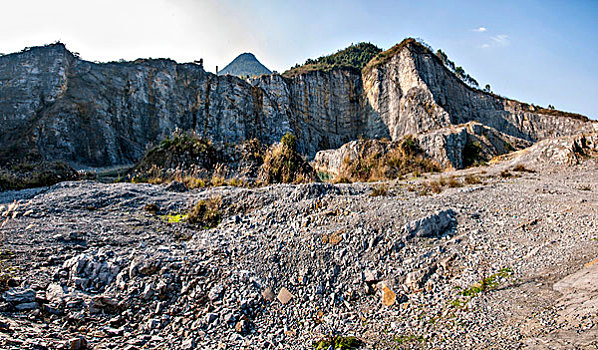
(495, 133), (598, 167)
(313, 121), (535, 173)
(0, 41), (595, 168)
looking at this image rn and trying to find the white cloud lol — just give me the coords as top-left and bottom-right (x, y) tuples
(474, 27), (487, 32)
(481, 44), (491, 48)
(490, 34), (510, 46)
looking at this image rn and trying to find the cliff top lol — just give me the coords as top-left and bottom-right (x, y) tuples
(283, 42), (381, 77)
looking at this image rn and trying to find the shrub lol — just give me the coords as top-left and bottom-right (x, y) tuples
(513, 164), (535, 173)
(144, 203), (159, 214)
(447, 176), (462, 188)
(187, 197), (222, 229)
(429, 180), (443, 194)
(464, 174), (481, 184)
(258, 133), (319, 184)
(0, 161), (78, 191)
(500, 170), (513, 178)
(132, 131), (265, 187)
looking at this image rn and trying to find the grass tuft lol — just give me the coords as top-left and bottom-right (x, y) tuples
(313, 335), (363, 349)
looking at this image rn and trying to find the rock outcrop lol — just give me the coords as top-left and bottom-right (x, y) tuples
(0, 40), (595, 168)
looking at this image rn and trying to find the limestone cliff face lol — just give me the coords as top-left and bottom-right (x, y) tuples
(362, 40), (594, 143)
(0, 41), (594, 168)
(0, 44), (283, 166)
(253, 69), (382, 157)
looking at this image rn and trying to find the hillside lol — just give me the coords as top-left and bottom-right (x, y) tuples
(283, 42), (381, 77)
(218, 52), (271, 77)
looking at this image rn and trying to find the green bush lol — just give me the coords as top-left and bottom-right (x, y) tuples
(313, 335), (363, 349)
(285, 42), (381, 76)
(0, 161), (78, 191)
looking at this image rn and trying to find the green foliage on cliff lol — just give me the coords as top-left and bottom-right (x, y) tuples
(284, 42), (382, 77)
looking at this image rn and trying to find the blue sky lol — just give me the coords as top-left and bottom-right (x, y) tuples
(1, 0), (596, 118)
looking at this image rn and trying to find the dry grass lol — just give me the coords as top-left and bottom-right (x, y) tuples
(429, 180), (443, 194)
(500, 170), (514, 178)
(464, 174), (482, 185)
(334, 136), (440, 183)
(513, 164), (535, 173)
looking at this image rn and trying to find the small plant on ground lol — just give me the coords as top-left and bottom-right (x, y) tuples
(451, 267), (514, 308)
(392, 334), (426, 345)
(161, 214), (188, 223)
(312, 335), (363, 349)
(447, 176), (462, 188)
(370, 184), (389, 197)
(187, 197), (222, 229)
(144, 203), (160, 214)
(513, 164), (535, 173)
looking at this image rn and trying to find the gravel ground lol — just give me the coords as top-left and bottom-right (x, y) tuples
(0, 156), (596, 349)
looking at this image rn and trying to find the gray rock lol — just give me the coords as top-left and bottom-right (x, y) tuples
(208, 284), (224, 301)
(3, 288), (36, 303)
(14, 302), (39, 310)
(403, 209), (457, 238)
(46, 283), (66, 305)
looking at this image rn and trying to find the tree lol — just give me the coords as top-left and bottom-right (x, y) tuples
(484, 84), (492, 93)
(436, 49), (448, 65)
(455, 66), (465, 79)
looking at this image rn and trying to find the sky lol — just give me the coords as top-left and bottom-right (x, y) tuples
(0, 0), (596, 118)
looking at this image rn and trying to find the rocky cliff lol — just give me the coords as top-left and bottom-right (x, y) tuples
(0, 40), (594, 168)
